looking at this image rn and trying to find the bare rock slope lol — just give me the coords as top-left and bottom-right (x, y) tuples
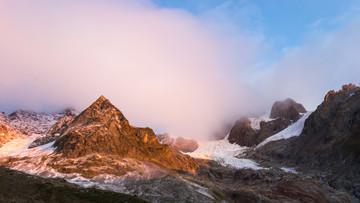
(53, 96), (200, 173)
(0, 112), (21, 147)
(270, 98), (306, 121)
(229, 98), (306, 147)
(251, 84), (360, 198)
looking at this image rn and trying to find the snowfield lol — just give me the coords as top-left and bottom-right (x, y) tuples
(186, 135), (264, 170)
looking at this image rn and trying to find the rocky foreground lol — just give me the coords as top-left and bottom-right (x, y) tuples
(0, 165), (147, 203)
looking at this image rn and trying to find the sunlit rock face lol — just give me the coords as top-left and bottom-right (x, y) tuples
(270, 98), (307, 122)
(53, 96), (200, 173)
(28, 115), (77, 148)
(0, 113), (21, 147)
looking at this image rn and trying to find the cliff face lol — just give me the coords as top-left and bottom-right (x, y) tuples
(228, 98), (305, 147)
(270, 98), (306, 121)
(53, 96), (199, 173)
(292, 84), (360, 166)
(253, 84), (360, 166)
(0, 112), (21, 147)
(251, 84), (360, 198)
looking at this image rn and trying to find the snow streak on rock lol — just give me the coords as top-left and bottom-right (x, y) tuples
(256, 111), (312, 148)
(248, 113), (274, 130)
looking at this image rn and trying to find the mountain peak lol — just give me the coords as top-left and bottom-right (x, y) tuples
(96, 95), (108, 103)
(53, 96), (200, 173)
(87, 95), (118, 114)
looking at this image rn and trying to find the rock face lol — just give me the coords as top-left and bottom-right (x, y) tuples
(0, 112), (21, 147)
(228, 117), (292, 147)
(251, 84), (360, 198)
(0, 114), (21, 147)
(157, 133), (199, 153)
(53, 96), (199, 173)
(290, 84), (360, 166)
(270, 98), (306, 121)
(229, 98), (306, 147)
(228, 118), (257, 147)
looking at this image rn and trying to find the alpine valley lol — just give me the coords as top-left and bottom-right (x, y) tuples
(0, 84), (359, 203)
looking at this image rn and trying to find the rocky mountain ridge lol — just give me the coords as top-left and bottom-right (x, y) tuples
(8, 108), (78, 136)
(228, 98), (306, 147)
(51, 96), (201, 173)
(250, 83), (360, 199)
(0, 85), (359, 202)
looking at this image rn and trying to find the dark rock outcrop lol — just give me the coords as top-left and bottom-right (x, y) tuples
(229, 99), (306, 147)
(228, 118), (257, 147)
(228, 117), (291, 147)
(157, 133), (199, 153)
(53, 96), (200, 173)
(291, 84), (360, 166)
(251, 84), (360, 198)
(270, 98), (306, 121)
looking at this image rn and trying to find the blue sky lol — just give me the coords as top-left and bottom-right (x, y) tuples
(155, 0), (360, 55)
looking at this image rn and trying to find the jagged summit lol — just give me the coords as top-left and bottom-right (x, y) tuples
(270, 98), (306, 121)
(96, 95), (107, 102)
(53, 96), (199, 173)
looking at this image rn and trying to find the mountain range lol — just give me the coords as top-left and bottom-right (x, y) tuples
(0, 84), (359, 202)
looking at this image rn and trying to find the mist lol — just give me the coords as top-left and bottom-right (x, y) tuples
(0, 0), (359, 140)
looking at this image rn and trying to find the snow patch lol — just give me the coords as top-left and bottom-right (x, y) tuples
(256, 111), (312, 148)
(249, 114), (273, 130)
(280, 167), (298, 174)
(186, 135), (264, 170)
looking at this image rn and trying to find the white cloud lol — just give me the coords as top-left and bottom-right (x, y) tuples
(0, 0), (261, 140)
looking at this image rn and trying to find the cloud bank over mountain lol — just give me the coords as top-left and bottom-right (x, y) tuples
(0, 0), (359, 140)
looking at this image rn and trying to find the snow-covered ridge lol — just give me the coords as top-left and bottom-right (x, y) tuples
(8, 109), (78, 136)
(256, 111), (312, 148)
